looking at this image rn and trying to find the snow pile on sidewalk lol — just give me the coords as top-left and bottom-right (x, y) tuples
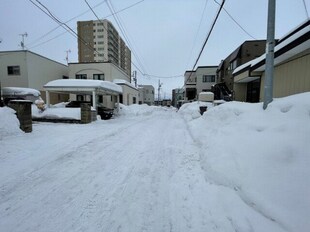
(178, 101), (213, 121)
(0, 107), (22, 139)
(182, 92), (310, 231)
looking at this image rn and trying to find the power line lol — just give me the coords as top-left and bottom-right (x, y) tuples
(84, 0), (148, 77)
(183, 0), (226, 89)
(213, 0), (257, 40)
(26, 0), (107, 47)
(106, 0), (148, 75)
(302, 0), (309, 19)
(186, 0), (210, 69)
(26, 0), (145, 48)
(28, 0), (106, 62)
(144, 74), (183, 79)
(29, 31), (67, 49)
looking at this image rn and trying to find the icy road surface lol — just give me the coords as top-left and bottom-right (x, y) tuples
(0, 108), (286, 232)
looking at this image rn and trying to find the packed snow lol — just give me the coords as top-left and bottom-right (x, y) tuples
(0, 93), (309, 232)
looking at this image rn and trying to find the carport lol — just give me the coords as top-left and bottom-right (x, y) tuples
(44, 79), (123, 110)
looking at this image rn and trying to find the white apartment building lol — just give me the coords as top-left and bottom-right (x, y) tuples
(184, 66), (217, 101)
(77, 19), (131, 77)
(0, 50), (69, 103)
(138, 85), (155, 105)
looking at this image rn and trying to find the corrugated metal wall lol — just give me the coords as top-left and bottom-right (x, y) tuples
(260, 53), (310, 101)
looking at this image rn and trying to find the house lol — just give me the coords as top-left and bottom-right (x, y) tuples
(172, 88), (184, 108)
(184, 70), (196, 101)
(216, 40), (266, 93)
(68, 61), (136, 108)
(0, 50), (69, 103)
(184, 66), (217, 101)
(138, 85), (155, 105)
(113, 79), (139, 105)
(233, 19), (310, 102)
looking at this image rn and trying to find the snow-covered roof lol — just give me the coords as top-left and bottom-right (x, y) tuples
(233, 20), (310, 75)
(2, 87), (41, 96)
(44, 79), (122, 94)
(113, 79), (137, 90)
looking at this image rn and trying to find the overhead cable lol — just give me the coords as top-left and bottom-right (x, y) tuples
(185, 0), (210, 69)
(213, 0), (257, 40)
(106, 0), (148, 75)
(302, 0), (309, 19)
(28, 0), (106, 61)
(26, 0), (145, 48)
(183, 0), (226, 88)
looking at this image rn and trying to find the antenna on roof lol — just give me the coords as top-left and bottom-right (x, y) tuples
(19, 32), (28, 50)
(65, 49), (71, 65)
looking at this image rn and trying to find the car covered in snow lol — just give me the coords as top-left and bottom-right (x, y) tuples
(1, 87), (43, 105)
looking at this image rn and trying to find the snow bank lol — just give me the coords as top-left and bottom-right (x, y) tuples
(32, 105), (81, 120)
(0, 107), (22, 139)
(118, 104), (174, 117)
(182, 92), (310, 231)
(178, 101), (213, 121)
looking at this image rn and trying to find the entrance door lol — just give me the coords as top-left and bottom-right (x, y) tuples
(246, 80), (260, 103)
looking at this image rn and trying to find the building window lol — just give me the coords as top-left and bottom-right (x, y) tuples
(133, 97), (136, 104)
(202, 75), (215, 82)
(76, 74), (87, 79)
(77, 95), (84, 101)
(97, 35), (104, 38)
(62, 75), (69, 79)
(93, 74), (104, 80)
(7, 66), (20, 75)
(229, 59), (238, 71)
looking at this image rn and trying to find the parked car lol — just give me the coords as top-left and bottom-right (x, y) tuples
(1, 87), (42, 106)
(65, 101), (91, 108)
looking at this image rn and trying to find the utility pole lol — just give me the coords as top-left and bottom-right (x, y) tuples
(158, 79), (162, 106)
(65, 49), (71, 65)
(263, 0), (276, 110)
(19, 32), (28, 50)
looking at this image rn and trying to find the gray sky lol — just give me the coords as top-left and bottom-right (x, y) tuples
(1, 0), (309, 98)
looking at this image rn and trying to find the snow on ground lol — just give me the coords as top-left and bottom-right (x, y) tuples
(181, 92), (310, 231)
(31, 104), (81, 120)
(0, 93), (309, 232)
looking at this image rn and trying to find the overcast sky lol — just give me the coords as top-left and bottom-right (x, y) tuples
(1, 0), (309, 98)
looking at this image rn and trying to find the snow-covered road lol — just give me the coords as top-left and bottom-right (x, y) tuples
(0, 104), (301, 232)
(0, 110), (210, 231)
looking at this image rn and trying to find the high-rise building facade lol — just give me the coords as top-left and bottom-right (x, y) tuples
(77, 19), (131, 77)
